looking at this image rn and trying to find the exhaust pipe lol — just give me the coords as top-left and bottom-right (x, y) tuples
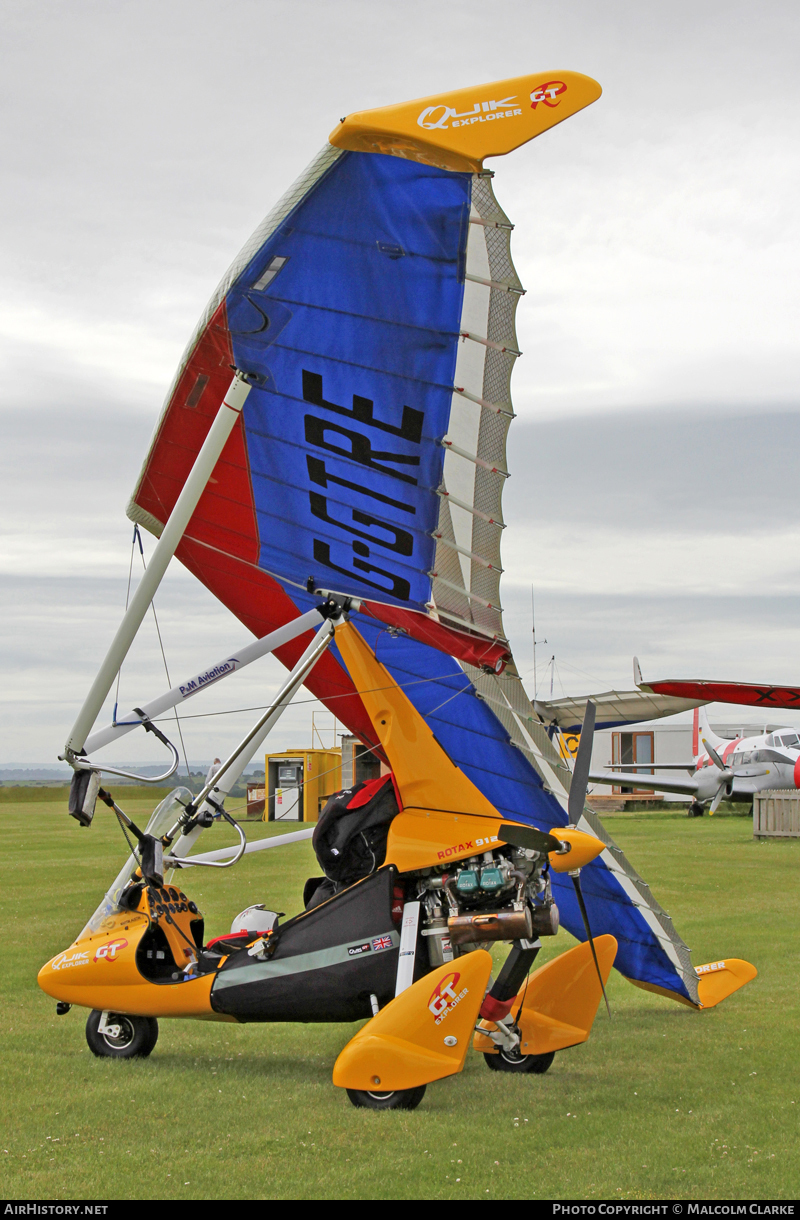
(448, 907), (533, 945)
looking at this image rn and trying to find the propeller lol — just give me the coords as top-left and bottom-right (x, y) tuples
(702, 738), (728, 773)
(568, 699), (596, 827)
(701, 738), (735, 816)
(498, 823), (563, 855)
(708, 785), (728, 815)
(566, 700), (610, 1018)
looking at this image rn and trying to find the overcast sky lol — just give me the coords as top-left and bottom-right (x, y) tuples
(2, 0), (799, 765)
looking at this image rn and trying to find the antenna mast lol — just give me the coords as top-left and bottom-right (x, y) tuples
(531, 584), (536, 697)
(531, 583), (547, 698)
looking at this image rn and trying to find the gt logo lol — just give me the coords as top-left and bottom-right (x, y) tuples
(428, 972), (461, 1017)
(530, 81), (567, 109)
(94, 938), (128, 963)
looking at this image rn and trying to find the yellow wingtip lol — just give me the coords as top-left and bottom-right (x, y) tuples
(330, 71), (601, 172)
(695, 958), (758, 1008)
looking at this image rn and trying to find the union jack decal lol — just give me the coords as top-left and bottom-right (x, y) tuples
(372, 935), (393, 952)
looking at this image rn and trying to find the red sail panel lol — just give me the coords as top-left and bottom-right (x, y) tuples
(359, 601), (510, 673)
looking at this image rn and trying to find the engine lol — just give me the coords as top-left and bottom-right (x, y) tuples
(413, 845), (559, 968)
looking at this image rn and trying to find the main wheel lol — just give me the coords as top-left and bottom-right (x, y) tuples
(346, 1085), (427, 1111)
(484, 1048), (555, 1074)
(85, 1011), (159, 1059)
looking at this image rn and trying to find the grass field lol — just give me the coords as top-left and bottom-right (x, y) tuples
(2, 797), (799, 1201)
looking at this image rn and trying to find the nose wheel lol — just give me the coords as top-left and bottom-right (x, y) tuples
(85, 1010), (159, 1059)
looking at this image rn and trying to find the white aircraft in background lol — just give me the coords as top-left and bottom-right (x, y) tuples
(589, 706), (800, 816)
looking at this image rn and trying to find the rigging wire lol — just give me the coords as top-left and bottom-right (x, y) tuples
(517, 655), (609, 694)
(115, 806), (140, 861)
(425, 680), (473, 717)
(146, 668), (484, 726)
(551, 657), (607, 687)
(134, 526), (192, 784)
(112, 527), (139, 720)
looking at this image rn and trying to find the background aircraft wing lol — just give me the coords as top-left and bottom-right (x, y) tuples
(602, 762), (697, 770)
(589, 770), (700, 797)
(635, 662), (800, 711)
(533, 688), (705, 732)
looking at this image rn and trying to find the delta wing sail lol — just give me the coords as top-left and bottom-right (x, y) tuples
(126, 73), (702, 1006)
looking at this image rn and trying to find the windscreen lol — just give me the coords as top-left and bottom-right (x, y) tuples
(77, 788), (193, 940)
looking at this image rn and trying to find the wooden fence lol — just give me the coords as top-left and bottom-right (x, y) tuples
(753, 790), (800, 838)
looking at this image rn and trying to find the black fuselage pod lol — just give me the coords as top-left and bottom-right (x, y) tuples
(210, 867), (401, 1023)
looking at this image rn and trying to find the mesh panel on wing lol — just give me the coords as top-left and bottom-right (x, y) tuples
(486, 289), (518, 341)
(469, 556), (501, 614)
(431, 493), (474, 624)
(472, 177), (510, 222)
(482, 349), (515, 408)
(474, 408), (510, 500)
(428, 173), (521, 639)
(465, 176), (522, 635)
(484, 225), (519, 286)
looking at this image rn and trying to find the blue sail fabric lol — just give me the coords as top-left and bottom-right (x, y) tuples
(227, 151), (471, 609)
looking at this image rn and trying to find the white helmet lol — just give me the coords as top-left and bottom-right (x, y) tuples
(230, 905), (279, 935)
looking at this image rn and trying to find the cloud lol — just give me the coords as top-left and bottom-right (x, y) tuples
(504, 408), (800, 536)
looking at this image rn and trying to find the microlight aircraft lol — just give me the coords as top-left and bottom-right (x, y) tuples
(39, 71), (756, 1110)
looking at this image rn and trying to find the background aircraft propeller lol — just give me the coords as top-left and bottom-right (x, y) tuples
(698, 737), (769, 815)
(702, 738), (728, 773)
